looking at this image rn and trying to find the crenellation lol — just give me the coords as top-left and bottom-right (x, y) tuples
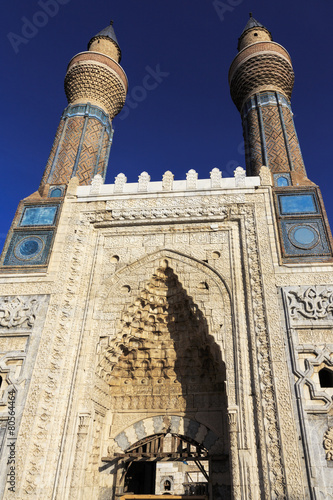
(77, 167), (260, 200)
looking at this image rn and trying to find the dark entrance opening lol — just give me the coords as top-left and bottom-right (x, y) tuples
(124, 461), (156, 494)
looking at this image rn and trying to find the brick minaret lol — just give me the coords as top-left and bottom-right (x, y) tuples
(39, 22), (127, 192)
(0, 22), (128, 270)
(229, 15), (308, 185)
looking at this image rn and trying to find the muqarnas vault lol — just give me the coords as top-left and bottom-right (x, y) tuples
(0, 15), (333, 500)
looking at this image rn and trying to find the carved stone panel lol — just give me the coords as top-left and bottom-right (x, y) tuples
(284, 285), (333, 327)
(0, 296), (39, 331)
(0, 294), (50, 499)
(282, 285), (333, 497)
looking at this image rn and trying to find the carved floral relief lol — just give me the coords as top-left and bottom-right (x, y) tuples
(324, 427), (333, 461)
(0, 296), (39, 329)
(287, 287), (333, 320)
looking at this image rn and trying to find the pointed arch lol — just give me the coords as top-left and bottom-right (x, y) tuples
(112, 415), (221, 454)
(90, 248), (234, 497)
(96, 257), (227, 417)
(94, 248), (235, 419)
(96, 248), (233, 366)
(100, 248), (232, 302)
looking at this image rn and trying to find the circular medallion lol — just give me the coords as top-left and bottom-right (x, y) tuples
(14, 236), (44, 261)
(289, 225), (319, 250)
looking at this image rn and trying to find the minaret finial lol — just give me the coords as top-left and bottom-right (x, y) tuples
(249, 12), (252, 17)
(110, 20), (114, 26)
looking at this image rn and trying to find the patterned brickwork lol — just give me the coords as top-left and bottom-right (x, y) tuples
(282, 107), (306, 175)
(245, 109), (263, 175)
(41, 116), (110, 187)
(74, 118), (105, 185)
(49, 116), (84, 185)
(96, 132), (110, 178)
(230, 53), (294, 111)
(244, 101), (307, 177)
(40, 119), (65, 189)
(230, 42), (291, 76)
(64, 62), (126, 119)
(261, 105), (289, 172)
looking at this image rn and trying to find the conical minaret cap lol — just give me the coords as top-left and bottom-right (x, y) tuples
(88, 21), (122, 62)
(229, 15), (294, 111)
(64, 20), (127, 118)
(241, 14), (264, 33)
(237, 13), (272, 51)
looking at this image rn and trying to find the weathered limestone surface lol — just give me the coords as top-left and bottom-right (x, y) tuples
(0, 170), (332, 499)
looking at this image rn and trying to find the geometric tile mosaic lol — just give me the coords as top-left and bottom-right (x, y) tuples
(278, 193), (318, 215)
(280, 218), (331, 257)
(20, 206), (58, 226)
(3, 230), (54, 266)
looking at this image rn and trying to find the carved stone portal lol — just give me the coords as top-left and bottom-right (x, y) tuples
(96, 259), (226, 413)
(95, 258), (229, 497)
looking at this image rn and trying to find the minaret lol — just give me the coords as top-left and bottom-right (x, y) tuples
(39, 21), (127, 192)
(229, 14), (308, 186)
(229, 15), (333, 262)
(0, 22), (127, 269)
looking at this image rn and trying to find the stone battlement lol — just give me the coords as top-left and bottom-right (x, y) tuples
(76, 167), (261, 199)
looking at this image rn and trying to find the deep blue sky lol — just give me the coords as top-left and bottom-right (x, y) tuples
(1, 1), (332, 251)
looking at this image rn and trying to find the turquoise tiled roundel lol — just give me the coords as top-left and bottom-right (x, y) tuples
(294, 227), (315, 244)
(289, 225), (319, 249)
(14, 236), (44, 260)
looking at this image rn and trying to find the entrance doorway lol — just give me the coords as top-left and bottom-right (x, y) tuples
(109, 433), (210, 497)
(125, 462), (156, 495)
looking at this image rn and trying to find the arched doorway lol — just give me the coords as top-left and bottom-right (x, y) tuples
(107, 432), (211, 497)
(96, 256), (232, 498)
(102, 415), (228, 498)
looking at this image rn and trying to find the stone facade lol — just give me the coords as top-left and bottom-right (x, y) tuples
(0, 17), (333, 500)
(0, 167), (332, 499)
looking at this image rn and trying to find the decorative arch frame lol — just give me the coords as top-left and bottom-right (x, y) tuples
(100, 248), (232, 301)
(93, 248), (237, 426)
(96, 248), (234, 382)
(112, 415), (221, 455)
(85, 248), (240, 499)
